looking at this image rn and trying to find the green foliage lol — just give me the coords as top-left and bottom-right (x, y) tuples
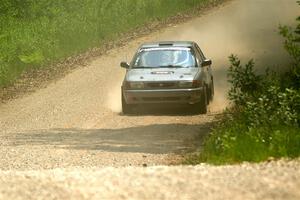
(227, 55), (261, 106)
(186, 118), (300, 165)
(0, 0), (214, 87)
(192, 55), (300, 164)
(295, 1), (300, 42)
(227, 53), (300, 127)
(245, 87), (300, 127)
(197, 55), (300, 164)
(279, 1), (300, 89)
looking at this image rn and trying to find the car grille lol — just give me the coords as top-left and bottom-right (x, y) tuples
(145, 82), (177, 89)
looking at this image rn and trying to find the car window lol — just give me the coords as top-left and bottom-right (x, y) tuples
(132, 48), (196, 68)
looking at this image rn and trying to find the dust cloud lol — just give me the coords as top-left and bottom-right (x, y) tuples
(103, 51), (128, 113)
(159, 0), (299, 112)
(105, 0), (299, 113)
(106, 81), (122, 113)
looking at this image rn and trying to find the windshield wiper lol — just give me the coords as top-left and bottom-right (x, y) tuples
(159, 65), (183, 68)
(133, 66), (154, 69)
(133, 65), (187, 69)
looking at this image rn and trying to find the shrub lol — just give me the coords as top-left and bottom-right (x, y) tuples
(192, 10), (300, 163)
(227, 55), (262, 106)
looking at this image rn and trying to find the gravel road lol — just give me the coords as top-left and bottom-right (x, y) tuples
(1, 160), (300, 200)
(0, 0), (299, 199)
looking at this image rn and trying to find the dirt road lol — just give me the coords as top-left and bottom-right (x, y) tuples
(0, 0), (299, 199)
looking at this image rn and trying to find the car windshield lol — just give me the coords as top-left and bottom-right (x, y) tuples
(132, 48), (196, 68)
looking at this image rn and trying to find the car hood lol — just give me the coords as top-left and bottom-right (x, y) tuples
(126, 68), (199, 82)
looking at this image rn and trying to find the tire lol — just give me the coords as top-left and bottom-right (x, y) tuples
(122, 91), (134, 114)
(192, 86), (208, 114)
(208, 79), (214, 102)
(206, 84), (210, 105)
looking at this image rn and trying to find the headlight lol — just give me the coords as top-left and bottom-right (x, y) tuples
(178, 81), (193, 88)
(129, 82), (144, 89)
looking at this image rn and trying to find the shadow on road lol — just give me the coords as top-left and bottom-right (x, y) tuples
(120, 104), (204, 116)
(4, 123), (213, 154)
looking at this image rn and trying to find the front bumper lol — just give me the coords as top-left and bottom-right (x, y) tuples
(123, 87), (204, 104)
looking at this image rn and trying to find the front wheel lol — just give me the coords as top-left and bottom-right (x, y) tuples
(122, 91), (134, 114)
(192, 86), (208, 114)
(208, 78), (214, 102)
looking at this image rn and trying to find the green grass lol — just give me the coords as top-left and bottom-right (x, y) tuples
(0, 0), (219, 87)
(186, 116), (300, 165)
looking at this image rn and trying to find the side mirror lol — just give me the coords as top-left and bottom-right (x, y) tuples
(120, 62), (130, 69)
(201, 59), (212, 67)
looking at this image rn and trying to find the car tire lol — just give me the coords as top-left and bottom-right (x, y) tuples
(122, 91), (134, 114)
(208, 78), (214, 102)
(192, 86), (208, 114)
(206, 84), (211, 105)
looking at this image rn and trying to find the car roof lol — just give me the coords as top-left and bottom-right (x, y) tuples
(140, 41), (195, 49)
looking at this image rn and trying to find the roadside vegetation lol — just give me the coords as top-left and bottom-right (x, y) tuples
(0, 0), (221, 87)
(188, 2), (300, 164)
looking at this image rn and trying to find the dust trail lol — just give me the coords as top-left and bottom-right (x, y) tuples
(106, 82), (122, 113)
(158, 0), (299, 112)
(209, 85), (230, 113)
(104, 55), (126, 113)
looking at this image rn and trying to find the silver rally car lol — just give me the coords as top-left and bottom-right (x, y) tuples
(120, 41), (214, 114)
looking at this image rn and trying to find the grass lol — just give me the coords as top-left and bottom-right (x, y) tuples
(0, 0), (221, 87)
(186, 114), (300, 165)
